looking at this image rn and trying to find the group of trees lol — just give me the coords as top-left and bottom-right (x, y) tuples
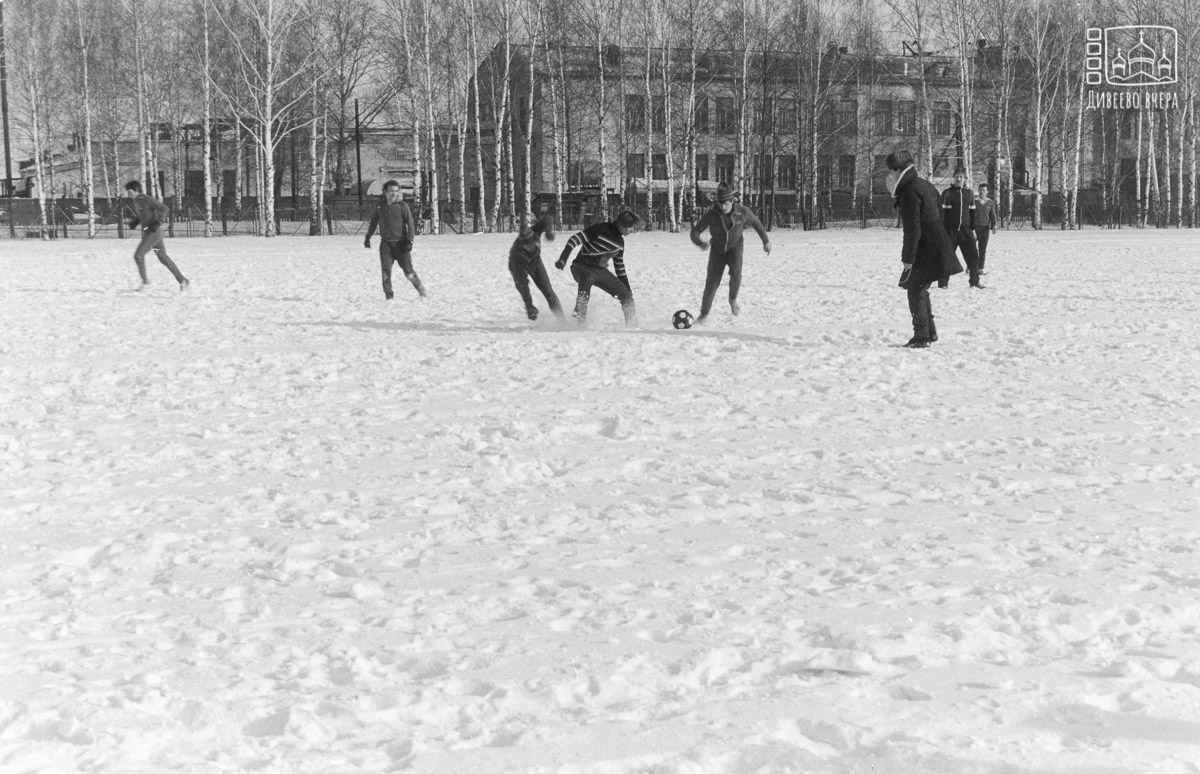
(5, 0), (1198, 238)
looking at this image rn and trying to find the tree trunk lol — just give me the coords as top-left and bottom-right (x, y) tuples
(595, 18), (609, 220)
(523, 35), (537, 221)
(75, 1), (97, 237)
(737, 6), (749, 196)
(28, 81), (49, 237)
(1177, 96), (1190, 227)
(1070, 71), (1086, 230)
(202, 1), (214, 237)
(1136, 103), (1145, 226)
(541, 16), (565, 223)
(309, 111), (322, 235)
(643, 17), (652, 213)
(234, 121), (244, 212)
(660, 28), (676, 232)
(468, 3), (487, 231)
(421, 0), (439, 233)
(490, 27), (512, 231)
(133, 10), (149, 193)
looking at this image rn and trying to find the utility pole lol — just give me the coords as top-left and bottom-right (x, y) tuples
(1, 0), (16, 237)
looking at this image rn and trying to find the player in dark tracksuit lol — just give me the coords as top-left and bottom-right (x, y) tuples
(554, 210), (642, 327)
(364, 180), (426, 300)
(689, 181), (771, 323)
(974, 183), (998, 273)
(508, 214), (564, 321)
(941, 169), (983, 288)
(124, 180), (189, 291)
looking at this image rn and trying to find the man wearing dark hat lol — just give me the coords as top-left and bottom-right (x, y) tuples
(689, 182), (771, 323)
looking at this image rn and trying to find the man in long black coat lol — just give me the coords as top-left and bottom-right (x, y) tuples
(886, 150), (963, 348)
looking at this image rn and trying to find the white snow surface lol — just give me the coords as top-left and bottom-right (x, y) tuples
(1, 228), (1199, 774)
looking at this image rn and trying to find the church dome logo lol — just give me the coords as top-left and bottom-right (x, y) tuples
(1085, 25), (1178, 87)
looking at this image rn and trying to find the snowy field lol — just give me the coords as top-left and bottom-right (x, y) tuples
(1, 226), (1199, 774)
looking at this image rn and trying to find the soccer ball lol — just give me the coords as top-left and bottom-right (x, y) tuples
(672, 309), (694, 329)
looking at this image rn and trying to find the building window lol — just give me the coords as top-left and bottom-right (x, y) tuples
(895, 101), (917, 135)
(817, 155), (832, 191)
(834, 100), (857, 135)
(873, 100), (891, 135)
(716, 97), (737, 135)
(777, 99), (797, 130)
(568, 161), (583, 187)
(755, 98), (774, 134)
(837, 155), (856, 190)
(652, 153), (667, 180)
(715, 154), (735, 184)
(694, 96), (709, 134)
(933, 101), (953, 136)
(625, 95), (646, 133)
(627, 153), (645, 179)
(652, 96), (666, 133)
(777, 155), (797, 189)
(695, 154), (709, 181)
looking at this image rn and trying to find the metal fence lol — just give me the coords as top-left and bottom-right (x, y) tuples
(1, 192), (1194, 239)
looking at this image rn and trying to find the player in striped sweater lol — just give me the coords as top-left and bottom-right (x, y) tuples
(554, 210), (642, 327)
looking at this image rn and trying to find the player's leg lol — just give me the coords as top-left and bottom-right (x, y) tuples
(697, 249), (727, 320)
(398, 246), (426, 297)
(569, 264), (594, 324)
(132, 229), (155, 286)
(509, 259), (538, 319)
(529, 258), (565, 319)
(726, 246), (744, 315)
(380, 242), (396, 299)
(960, 232), (982, 287)
(589, 268), (637, 326)
(150, 233), (187, 286)
(906, 281), (933, 345)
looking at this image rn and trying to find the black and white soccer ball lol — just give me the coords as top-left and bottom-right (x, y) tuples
(672, 309), (694, 329)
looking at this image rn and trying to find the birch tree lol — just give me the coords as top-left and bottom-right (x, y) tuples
(318, 0), (389, 196)
(201, 0), (215, 235)
(538, 0), (567, 224)
(656, 0), (678, 231)
(468, 0), (488, 229)
(207, 0), (315, 237)
(67, 0), (99, 236)
(885, 0), (936, 176)
(10, 0), (60, 236)
(672, 0), (718, 222)
(584, 0), (617, 220)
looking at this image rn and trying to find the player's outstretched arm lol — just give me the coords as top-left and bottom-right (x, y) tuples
(556, 231), (583, 269)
